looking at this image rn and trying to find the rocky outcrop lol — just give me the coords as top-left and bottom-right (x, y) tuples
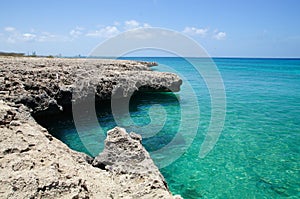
(0, 57), (183, 198)
(0, 57), (182, 115)
(137, 61), (158, 67)
(93, 127), (179, 198)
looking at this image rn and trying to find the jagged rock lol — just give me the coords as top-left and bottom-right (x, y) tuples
(93, 127), (158, 174)
(0, 57), (182, 114)
(93, 127), (182, 199)
(138, 61), (158, 67)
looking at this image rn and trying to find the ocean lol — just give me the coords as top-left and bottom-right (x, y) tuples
(37, 57), (300, 198)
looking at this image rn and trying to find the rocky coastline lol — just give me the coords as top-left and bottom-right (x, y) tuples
(0, 57), (182, 198)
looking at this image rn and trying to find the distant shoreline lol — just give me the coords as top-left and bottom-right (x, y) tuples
(1, 51), (299, 60)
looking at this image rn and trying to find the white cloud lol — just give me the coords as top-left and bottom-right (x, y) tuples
(124, 20), (140, 30)
(143, 23), (151, 28)
(3, 27), (37, 43)
(3, 28), (66, 43)
(124, 20), (151, 30)
(183, 27), (208, 37)
(6, 33), (37, 43)
(213, 31), (226, 40)
(86, 26), (120, 38)
(22, 33), (36, 41)
(70, 26), (84, 38)
(4, 26), (16, 32)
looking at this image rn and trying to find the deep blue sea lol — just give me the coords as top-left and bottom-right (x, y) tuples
(37, 57), (300, 198)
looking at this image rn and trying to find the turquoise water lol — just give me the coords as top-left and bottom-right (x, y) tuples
(37, 58), (300, 198)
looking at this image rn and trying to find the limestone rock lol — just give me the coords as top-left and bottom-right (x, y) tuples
(0, 101), (181, 198)
(0, 57), (182, 115)
(93, 127), (182, 198)
(0, 101), (116, 199)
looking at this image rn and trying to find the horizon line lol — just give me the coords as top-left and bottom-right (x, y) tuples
(1, 51), (299, 59)
(76, 56), (300, 59)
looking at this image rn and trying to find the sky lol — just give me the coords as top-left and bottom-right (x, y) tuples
(0, 0), (300, 57)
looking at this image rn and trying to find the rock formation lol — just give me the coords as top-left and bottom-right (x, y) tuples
(0, 57), (182, 115)
(0, 57), (183, 199)
(93, 127), (174, 198)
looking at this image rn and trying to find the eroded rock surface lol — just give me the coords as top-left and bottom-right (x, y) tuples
(0, 101), (117, 198)
(0, 57), (182, 115)
(93, 127), (180, 198)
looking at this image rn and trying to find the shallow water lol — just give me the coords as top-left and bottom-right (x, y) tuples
(37, 57), (300, 198)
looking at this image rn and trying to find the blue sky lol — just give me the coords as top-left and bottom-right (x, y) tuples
(1, 0), (300, 57)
